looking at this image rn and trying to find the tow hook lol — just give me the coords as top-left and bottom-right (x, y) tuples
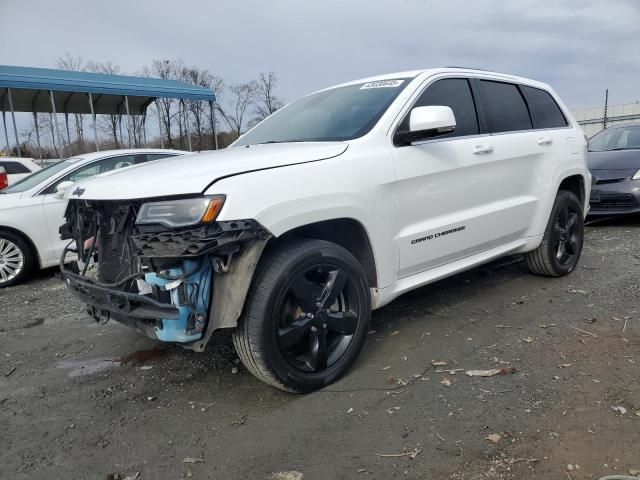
(87, 306), (110, 325)
(212, 251), (235, 274)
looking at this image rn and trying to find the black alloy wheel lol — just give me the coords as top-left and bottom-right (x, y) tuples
(526, 190), (584, 277)
(552, 202), (581, 266)
(233, 239), (371, 392)
(277, 265), (359, 373)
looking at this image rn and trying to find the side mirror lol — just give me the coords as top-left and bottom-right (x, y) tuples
(396, 106), (456, 145)
(54, 181), (75, 199)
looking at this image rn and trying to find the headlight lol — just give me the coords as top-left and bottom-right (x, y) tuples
(633, 169), (640, 180)
(136, 196), (225, 228)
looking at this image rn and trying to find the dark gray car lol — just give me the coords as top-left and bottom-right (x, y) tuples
(587, 124), (640, 216)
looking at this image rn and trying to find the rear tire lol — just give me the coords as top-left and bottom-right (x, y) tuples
(0, 231), (36, 288)
(526, 190), (584, 277)
(233, 238), (371, 393)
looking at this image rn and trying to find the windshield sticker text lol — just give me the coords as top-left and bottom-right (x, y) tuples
(360, 79), (404, 89)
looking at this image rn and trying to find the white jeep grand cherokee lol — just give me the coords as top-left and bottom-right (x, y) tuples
(60, 68), (590, 392)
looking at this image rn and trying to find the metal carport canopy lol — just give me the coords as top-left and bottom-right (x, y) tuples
(0, 65), (216, 115)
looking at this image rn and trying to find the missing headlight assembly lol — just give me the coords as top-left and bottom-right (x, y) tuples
(59, 198), (270, 350)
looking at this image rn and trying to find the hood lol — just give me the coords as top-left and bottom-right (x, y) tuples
(67, 142), (348, 200)
(587, 149), (640, 171)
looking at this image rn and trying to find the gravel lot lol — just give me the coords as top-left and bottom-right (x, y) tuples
(1, 219), (639, 480)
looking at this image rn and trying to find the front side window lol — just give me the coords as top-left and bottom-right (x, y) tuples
(399, 78), (479, 138)
(588, 125), (640, 152)
(233, 79), (412, 146)
(44, 155), (138, 194)
(521, 86), (567, 129)
(478, 80), (532, 133)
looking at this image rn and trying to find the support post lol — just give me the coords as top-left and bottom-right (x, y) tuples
(32, 92), (43, 160)
(64, 112), (72, 149)
(181, 100), (192, 152)
(49, 90), (65, 158)
(33, 112), (42, 160)
(142, 113), (147, 146)
(7, 88), (20, 157)
(88, 92), (99, 152)
(155, 100), (164, 149)
(603, 88), (609, 131)
(2, 111), (9, 155)
(209, 100), (218, 150)
(124, 95), (133, 148)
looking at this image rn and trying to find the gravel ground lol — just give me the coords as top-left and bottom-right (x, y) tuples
(1, 219), (639, 480)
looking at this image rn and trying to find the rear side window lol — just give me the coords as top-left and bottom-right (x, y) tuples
(478, 80), (532, 133)
(521, 86), (568, 129)
(405, 78), (479, 138)
(0, 161), (31, 174)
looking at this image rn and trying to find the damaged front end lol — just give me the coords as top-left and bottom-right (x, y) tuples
(59, 197), (270, 351)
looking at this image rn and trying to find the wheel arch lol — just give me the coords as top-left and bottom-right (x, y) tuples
(193, 217), (379, 349)
(558, 174), (587, 207)
(0, 225), (42, 268)
(275, 217), (378, 288)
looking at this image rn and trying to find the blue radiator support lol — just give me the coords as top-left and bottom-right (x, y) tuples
(144, 259), (212, 343)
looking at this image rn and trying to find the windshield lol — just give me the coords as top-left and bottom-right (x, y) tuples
(588, 125), (640, 152)
(2, 159), (78, 193)
(234, 79), (411, 146)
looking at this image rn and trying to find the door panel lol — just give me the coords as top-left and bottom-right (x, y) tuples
(393, 134), (540, 278)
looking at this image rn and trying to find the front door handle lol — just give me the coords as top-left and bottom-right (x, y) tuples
(473, 144), (493, 155)
(537, 136), (553, 145)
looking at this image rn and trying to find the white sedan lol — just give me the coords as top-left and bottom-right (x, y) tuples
(0, 157), (42, 186)
(0, 149), (186, 287)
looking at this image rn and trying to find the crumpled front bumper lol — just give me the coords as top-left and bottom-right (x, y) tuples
(59, 199), (272, 349)
(62, 266), (179, 321)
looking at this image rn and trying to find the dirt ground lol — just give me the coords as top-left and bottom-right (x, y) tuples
(1, 218), (639, 480)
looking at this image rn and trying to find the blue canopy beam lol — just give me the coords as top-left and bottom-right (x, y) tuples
(0, 65), (215, 115)
(0, 65), (215, 156)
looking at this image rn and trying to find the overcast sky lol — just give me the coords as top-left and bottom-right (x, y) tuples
(2, 0), (639, 112)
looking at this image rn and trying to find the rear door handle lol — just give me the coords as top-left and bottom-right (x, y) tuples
(473, 145), (493, 154)
(537, 136), (553, 145)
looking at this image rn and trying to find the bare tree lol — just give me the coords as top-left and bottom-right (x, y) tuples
(85, 61), (122, 148)
(219, 82), (258, 137)
(148, 60), (180, 147)
(254, 72), (284, 122)
(57, 53), (85, 152)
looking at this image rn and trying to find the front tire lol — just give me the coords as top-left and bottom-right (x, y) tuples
(526, 190), (584, 277)
(233, 238), (371, 393)
(0, 231), (35, 288)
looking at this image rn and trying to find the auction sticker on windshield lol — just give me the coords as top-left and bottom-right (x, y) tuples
(360, 79), (404, 89)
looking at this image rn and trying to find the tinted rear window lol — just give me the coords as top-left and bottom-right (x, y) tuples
(522, 86), (567, 129)
(0, 161), (31, 174)
(478, 80), (532, 133)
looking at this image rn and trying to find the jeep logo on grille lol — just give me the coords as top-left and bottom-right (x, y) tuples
(72, 187), (85, 197)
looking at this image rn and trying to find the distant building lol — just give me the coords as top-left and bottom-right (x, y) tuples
(572, 102), (640, 138)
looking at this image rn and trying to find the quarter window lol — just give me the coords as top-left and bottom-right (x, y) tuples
(143, 153), (177, 162)
(0, 161), (31, 174)
(521, 86), (568, 129)
(402, 78), (479, 138)
(478, 80), (532, 133)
